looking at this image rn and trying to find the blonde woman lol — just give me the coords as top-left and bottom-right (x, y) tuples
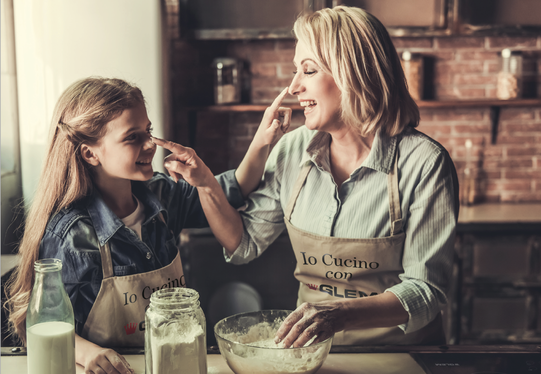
(5, 77), (290, 373)
(172, 6), (459, 347)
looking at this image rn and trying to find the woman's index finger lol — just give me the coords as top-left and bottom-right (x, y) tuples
(151, 137), (185, 153)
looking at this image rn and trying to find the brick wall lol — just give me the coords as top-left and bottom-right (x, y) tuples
(165, 1), (541, 203)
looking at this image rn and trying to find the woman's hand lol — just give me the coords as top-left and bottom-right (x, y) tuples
(152, 137), (214, 188)
(274, 301), (345, 348)
(75, 334), (133, 374)
(252, 87), (292, 149)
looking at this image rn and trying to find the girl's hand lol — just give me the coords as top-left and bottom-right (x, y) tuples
(274, 301), (345, 348)
(82, 348), (134, 374)
(253, 87), (292, 148)
(75, 334), (133, 374)
(152, 137), (214, 187)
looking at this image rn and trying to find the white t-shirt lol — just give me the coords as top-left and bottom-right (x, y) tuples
(121, 196), (145, 240)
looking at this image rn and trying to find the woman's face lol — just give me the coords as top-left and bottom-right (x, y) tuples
(289, 40), (343, 132)
(87, 102), (157, 186)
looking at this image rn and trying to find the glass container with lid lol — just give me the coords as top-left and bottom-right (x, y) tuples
(145, 287), (207, 374)
(497, 49), (523, 100)
(213, 57), (241, 105)
(400, 51), (424, 101)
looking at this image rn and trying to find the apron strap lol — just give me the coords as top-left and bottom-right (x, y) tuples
(284, 163), (312, 221)
(388, 145), (403, 236)
(97, 211), (168, 279)
(98, 241), (114, 279)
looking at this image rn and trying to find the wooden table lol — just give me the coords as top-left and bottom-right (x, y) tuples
(1, 351), (423, 374)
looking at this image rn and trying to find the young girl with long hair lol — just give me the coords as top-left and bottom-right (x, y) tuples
(5, 77), (290, 373)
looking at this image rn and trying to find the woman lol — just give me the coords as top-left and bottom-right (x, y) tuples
(166, 6), (459, 347)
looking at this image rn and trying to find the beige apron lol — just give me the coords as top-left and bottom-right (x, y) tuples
(284, 148), (445, 345)
(81, 242), (185, 347)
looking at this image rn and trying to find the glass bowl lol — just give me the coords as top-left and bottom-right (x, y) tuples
(214, 310), (332, 374)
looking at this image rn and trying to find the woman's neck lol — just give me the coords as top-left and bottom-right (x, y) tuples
(329, 127), (374, 189)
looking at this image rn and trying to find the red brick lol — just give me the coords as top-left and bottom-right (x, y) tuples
(250, 63), (277, 77)
(434, 73), (453, 85)
(437, 61), (484, 74)
(499, 109), (536, 120)
(497, 135), (538, 145)
(486, 61), (500, 73)
(434, 109), (485, 121)
(454, 123), (491, 134)
(252, 76), (292, 89)
(454, 75), (497, 85)
(277, 63), (295, 78)
(507, 147), (540, 157)
(418, 123), (452, 135)
(484, 147), (504, 158)
(435, 37), (485, 49)
(484, 159), (533, 169)
(276, 40), (296, 50)
(418, 110), (435, 121)
(392, 37), (434, 49)
(456, 51), (499, 61)
(504, 123), (541, 133)
(250, 49), (295, 63)
(487, 37), (538, 49)
(505, 170), (541, 179)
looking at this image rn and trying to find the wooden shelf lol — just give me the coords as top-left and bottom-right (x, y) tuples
(187, 99), (541, 112)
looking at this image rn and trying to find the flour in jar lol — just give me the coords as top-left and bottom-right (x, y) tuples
(148, 318), (207, 374)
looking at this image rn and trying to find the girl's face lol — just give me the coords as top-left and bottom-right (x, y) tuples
(289, 40), (343, 132)
(88, 102), (156, 185)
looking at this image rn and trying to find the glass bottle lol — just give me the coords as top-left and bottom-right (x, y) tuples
(213, 57), (241, 105)
(145, 288), (207, 374)
(26, 258), (75, 374)
(497, 49), (523, 100)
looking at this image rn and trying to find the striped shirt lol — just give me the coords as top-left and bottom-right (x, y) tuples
(228, 125), (459, 334)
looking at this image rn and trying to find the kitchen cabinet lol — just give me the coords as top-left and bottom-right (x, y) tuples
(454, 203), (541, 344)
(178, 0), (541, 40)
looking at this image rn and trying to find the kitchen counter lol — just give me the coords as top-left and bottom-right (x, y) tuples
(2, 345), (540, 374)
(457, 203), (541, 232)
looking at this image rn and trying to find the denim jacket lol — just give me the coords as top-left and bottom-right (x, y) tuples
(39, 171), (243, 335)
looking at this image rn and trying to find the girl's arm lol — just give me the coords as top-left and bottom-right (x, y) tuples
(235, 87), (291, 197)
(75, 333), (134, 374)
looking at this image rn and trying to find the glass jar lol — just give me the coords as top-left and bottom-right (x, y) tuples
(497, 49), (523, 100)
(213, 57), (241, 105)
(26, 258), (75, 374)
(401, 51), (424, 101)
(145, 288), (207, 374)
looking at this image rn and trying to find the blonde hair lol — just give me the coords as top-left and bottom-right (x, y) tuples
(293, 6), (419, 137)
(5, 77), (144, 344)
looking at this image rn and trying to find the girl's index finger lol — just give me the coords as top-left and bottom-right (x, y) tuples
(269, 87), (289, 112)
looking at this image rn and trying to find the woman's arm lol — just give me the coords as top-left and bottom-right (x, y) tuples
(235, 87), (291, 197)
(75, 333), (134, 374)
(152, 137), (244, 253)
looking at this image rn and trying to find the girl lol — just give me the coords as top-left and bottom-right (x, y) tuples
(5, 77), (291, 373)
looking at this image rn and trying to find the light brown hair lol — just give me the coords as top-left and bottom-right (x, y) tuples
(293, 6), (419, 137)
(5, 77), (144, 343)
